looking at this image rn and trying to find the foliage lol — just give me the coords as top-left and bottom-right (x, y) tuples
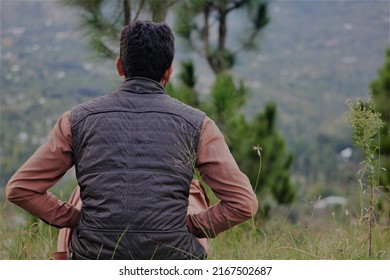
(170, 61), (296, 216)
(167, 60), (200, 107)
(370, 48), (390, 190)
(60, 0), (177, 59)
(175, 0), (269, 75)
(347, 95), (384, 258)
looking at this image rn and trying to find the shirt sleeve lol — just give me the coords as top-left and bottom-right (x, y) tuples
(187, 116), (259, 238)
(5, 111), (80, 228)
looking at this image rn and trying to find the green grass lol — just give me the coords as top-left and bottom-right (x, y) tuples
(208, 215), (390, 260)
(0, 204), (58, 260)
(1, 198), (389, 260)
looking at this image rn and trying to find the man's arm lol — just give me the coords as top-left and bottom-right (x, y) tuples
(187, 117), (259, 238)
(5, 111), (80, 228)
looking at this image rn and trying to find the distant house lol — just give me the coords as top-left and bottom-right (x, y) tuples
(314, 196), (347, 210)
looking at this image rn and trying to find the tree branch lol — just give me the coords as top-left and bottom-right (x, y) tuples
(134, 0), (146, 22)
(226, 0), (246, 13)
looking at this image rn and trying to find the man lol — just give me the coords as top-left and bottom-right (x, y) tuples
(6, 20), (258, 260)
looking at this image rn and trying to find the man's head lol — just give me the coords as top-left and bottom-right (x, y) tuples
(117, 20), (175, 83)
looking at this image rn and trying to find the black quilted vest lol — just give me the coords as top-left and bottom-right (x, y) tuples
(69, 78), (206, 259)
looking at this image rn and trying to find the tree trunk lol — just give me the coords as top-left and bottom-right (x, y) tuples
(123, 0), (131, 25)
(218, 11), (227, 52)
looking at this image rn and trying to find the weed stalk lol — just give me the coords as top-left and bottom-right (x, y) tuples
(347, 95), (384, 259)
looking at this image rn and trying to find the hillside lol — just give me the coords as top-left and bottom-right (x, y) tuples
(0, 1), (117, 186)
(236, 0), (389, 178)
(0, 0), (389, 188)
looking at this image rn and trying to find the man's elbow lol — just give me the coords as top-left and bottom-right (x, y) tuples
(6, 183), (17, 203)
(233, 194), (259, 222)
(243, 194), (259, 219)
(5, 182), (27, 204)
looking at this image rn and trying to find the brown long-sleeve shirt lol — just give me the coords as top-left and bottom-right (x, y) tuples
(6, 111), (258, 238)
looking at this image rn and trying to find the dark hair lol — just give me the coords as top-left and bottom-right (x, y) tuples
(119, 20), (175, 82)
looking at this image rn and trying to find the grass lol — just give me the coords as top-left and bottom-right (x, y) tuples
(208, 214), (390, 260)
(0, 203), (58, 260)
(1, 196), (389, 260)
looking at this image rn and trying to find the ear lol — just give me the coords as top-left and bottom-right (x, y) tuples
(116, 57), (125, 77)
(161, 64), (174, 86)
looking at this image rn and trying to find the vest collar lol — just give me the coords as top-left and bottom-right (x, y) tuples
(119, 77), (167, 95)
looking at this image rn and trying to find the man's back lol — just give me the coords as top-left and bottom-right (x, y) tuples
(69, 78), (207, 259)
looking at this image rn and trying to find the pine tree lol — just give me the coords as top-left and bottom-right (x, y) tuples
(370, 48), (390, 191)
(211, 76), (295, 215)
(60, 0), (177, 59)
(175, 0), (269, 75)
(369, 48), (390, 223)
(170, 60), (296, 217)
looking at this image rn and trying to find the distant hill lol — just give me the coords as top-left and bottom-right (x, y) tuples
(1, 0), (389, 186)
(0, 1), (117, 185)
(240, 0), (388, 137)
(234, 0), (389, 178)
